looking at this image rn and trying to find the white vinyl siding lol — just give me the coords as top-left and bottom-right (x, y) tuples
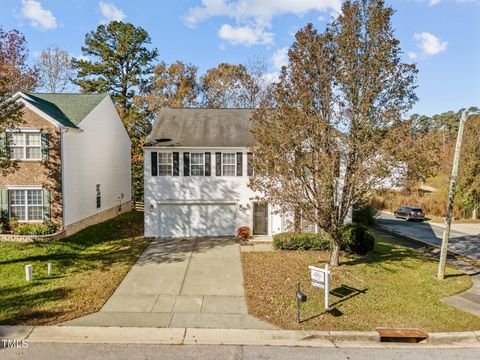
(190, 153), (204, 176)
(222, 153), (236, 176)
(62, 96), (131, 227)
(9, 189), (43, 222)
(158, 152), (173, 176)
(8, 132), (41, 160)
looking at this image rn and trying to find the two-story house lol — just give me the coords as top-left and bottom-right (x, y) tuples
(0, 92), (132, 237)
(144, 108), (291, 238)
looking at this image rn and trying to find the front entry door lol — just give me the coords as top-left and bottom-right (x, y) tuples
(253, 203), (268, 235)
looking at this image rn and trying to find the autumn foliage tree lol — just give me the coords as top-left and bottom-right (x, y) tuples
(144, 60), (198, 111)
(0, 26), (37, 93)
(0, 26), (37, 174)
(250, 0), (424, 266)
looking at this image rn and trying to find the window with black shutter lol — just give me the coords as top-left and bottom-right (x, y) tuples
(151, 152), (158, 176)
(236, 152), (243, 176)
(205, 152), (211, 176)
(173, 152), (179, 176)
(215, 152), (221, 176)
(183, 152), (190, 176)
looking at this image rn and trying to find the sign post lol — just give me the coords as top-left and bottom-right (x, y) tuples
(309, 264), (330, 309)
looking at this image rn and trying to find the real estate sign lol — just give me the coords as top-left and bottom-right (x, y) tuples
(309, 264), (330, 309)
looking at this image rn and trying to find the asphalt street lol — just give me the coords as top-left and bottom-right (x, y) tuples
(1, 343), (480, 360)
(376, 212), (480, 260)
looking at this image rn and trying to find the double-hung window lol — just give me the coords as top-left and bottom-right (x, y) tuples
(9, 189), (43, 222)
(222, 153), (236, 176)
(8, 131), (42, 160)
(190, 153), (204, 176)
(158, 152), (173, 176)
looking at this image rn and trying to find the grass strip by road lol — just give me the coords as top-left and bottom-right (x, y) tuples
(0, 211), (150, 325)
(241, 235), (480, 332)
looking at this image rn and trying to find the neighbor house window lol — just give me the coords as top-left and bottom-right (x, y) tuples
(222, 153), (236, 176)
(9, 189), (43, 222)
(190, 153), (204, 176)
(158, 152), (173, 176)
(8, 131), (42, 160)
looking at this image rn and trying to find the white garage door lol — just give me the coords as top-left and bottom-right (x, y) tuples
(158, 203), (237, 237)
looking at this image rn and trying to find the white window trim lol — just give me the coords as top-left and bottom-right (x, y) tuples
(158, 152), (173, 176)
(222, 152), (236, 177)
(190, 152), (205, 176)
(9, 188), (44, 223)
(7, 130), (42, 161)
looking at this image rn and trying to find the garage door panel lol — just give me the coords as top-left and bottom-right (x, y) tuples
(159, 203), (236, 237)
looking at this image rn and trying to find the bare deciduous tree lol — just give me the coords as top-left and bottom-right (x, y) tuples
(37, 46), (74, 93)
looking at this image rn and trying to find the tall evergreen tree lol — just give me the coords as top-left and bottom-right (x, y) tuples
(72, 21), (158, 116)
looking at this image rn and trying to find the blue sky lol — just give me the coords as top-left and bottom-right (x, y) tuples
(0, 0), (478, 116)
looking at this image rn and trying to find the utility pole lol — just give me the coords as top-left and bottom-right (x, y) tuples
(438, 111), (467, 280)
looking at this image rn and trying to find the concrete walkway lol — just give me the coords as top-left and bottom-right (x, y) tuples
(63, 237), (274, 329)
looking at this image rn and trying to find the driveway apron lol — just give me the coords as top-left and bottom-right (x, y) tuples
(63, 237), (274, 329)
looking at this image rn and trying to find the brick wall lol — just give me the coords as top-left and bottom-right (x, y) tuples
(0, 107), (63, 228)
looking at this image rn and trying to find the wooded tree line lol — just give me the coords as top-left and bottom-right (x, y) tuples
(409, 108), (480, 218)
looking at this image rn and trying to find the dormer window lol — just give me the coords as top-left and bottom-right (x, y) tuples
(7, 130), (43, 160)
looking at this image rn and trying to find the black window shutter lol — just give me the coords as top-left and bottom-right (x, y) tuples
(41, 133), (49, 161)
(215, 152), (222, 176)
(183, 152), (190, 176)
(205, 152), (211, 176)
(173, 152), (179, 176)
(151, 152), (158, 176)
(247, 152), (253, 176)
(236, 152), (243, 176)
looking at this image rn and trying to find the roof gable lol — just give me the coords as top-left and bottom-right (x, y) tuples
(146, 108), (255, 148)
(21, 93), (108, 128)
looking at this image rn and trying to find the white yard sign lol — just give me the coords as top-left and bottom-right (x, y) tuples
(309, 264), (330, 309)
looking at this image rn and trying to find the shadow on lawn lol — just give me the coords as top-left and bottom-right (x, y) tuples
(341, 238), (426, 269)
(300, 284), (368, 323)
(0, 284), (71, 325)
(0, 212), (147, 272)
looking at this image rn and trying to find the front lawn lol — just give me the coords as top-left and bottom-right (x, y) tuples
(241, 236), (480, 331)
(0, 211), (150, 325)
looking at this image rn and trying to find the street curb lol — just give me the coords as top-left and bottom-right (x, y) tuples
(1, 325), (479, 347)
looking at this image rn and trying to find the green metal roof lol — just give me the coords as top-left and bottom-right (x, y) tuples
(24, 93), (108, 128)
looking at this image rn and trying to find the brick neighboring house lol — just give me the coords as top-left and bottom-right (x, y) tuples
(0, 92), (132, 237)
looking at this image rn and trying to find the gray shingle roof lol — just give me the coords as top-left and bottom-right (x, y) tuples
(146, 108), (255, 148)
(24, 93), (108, 128)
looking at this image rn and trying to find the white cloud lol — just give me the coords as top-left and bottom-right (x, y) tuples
(414, 32), (448, 56)
(429, 0), (440, 5)
(272, 47), (289, 71)
(20, 0), (57, 30)
(185, 0), (340, 46)
(99, 1), (126, 23)
(218, 24), (273, 45)
(408, 51), (418, 60)
(185, 0), (341, 27)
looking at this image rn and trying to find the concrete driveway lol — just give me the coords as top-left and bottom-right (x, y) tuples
(376, 212), (480, 260)
(64, 237), (274, 329)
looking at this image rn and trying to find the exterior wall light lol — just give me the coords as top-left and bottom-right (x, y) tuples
(149, 204), (155, 212)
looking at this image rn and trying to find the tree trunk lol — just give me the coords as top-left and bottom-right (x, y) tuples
(330, 244), (340, 267)
(473, 206), (478, 220)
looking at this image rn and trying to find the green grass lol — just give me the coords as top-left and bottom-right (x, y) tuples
(0, 211), (150, 325)
(242, 236), (480, 331)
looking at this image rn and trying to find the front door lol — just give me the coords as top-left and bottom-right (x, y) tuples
(253, 203), (268, 235)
